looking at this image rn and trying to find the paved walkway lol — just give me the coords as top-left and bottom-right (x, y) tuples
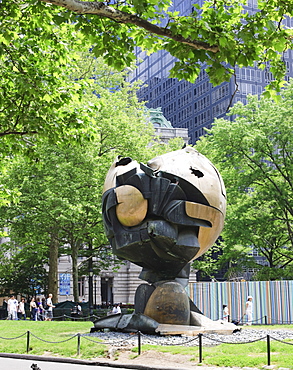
(0, 353), (244, 370)
(0, 354), (136, 370)
(0, 357), (133, 370)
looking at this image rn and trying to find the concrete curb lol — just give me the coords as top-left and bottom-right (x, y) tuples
(0, 352), (195, 370)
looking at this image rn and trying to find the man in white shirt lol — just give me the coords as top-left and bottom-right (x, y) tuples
(8, 295), (18, 320)
(46, 293), (55, 321)
(111, 304), (121, 315)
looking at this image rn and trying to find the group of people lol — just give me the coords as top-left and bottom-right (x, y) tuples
(222, 295), (254, 325)
(6, 294), (254, 324)
(6, 293), (55, 321)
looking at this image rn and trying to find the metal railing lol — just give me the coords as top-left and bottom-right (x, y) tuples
(0, 329), (292, 367)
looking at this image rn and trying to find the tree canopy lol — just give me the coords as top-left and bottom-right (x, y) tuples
(0, 52), (184, 298)
(12, 0), (292, 92)
(0, 2), (94, 155)
(194, 80), (293, 280)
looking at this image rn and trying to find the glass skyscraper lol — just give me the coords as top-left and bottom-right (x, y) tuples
(128, 0), (293, 144)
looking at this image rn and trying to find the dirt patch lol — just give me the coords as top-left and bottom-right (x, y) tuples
(95, 348), (243, 370)
(119, 349), (196, 368)
(98, 348), (198, 368)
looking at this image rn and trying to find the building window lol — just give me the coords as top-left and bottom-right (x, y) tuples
(264, 67), (273, 83)
(78, 277), (85, 298)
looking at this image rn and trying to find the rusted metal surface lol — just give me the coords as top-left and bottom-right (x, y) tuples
(100, 147), (226, 331)
(144, 281), (190, 325)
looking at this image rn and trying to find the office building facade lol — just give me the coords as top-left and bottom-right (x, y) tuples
(128, 0), (293, 144)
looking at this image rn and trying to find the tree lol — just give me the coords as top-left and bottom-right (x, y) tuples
(0, 242), (48, 297)
(0, 53), (183, 299)
(194, 80), (293, 280)
(0, 2), (94, 154)
(23, 0), (293, 93)
(1, 0), (292, 156)
(1, 133), (180, 301)
(0, 3), (101, 208)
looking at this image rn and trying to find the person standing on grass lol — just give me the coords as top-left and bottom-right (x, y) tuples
(18, 298), (26, 320)
(40, 297), (47, 320)
(30, 297), (38, 321)
(8, 295), (18, 320)
(46, 293), (55, 321)
(245, 296), (253, 325)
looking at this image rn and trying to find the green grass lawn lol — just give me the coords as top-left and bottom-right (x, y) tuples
(135, 337), (293, 369)
(135, 325), (293, 369)
(0, 321), (293, 368)
(0, 320), (106, 359)
(201, 339), (293, 368)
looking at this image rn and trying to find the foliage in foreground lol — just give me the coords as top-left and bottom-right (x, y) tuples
(194, 80), (293, 281)
(9, 0), (293, 94)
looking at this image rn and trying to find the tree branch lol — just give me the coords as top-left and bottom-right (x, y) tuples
(0, 130), (38, 137)
(39, 0), (219, 53)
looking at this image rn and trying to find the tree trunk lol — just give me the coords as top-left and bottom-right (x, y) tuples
(88, 239), (93, 316)
(48, 232), (59, 303)
(72, 239), (81, 302)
